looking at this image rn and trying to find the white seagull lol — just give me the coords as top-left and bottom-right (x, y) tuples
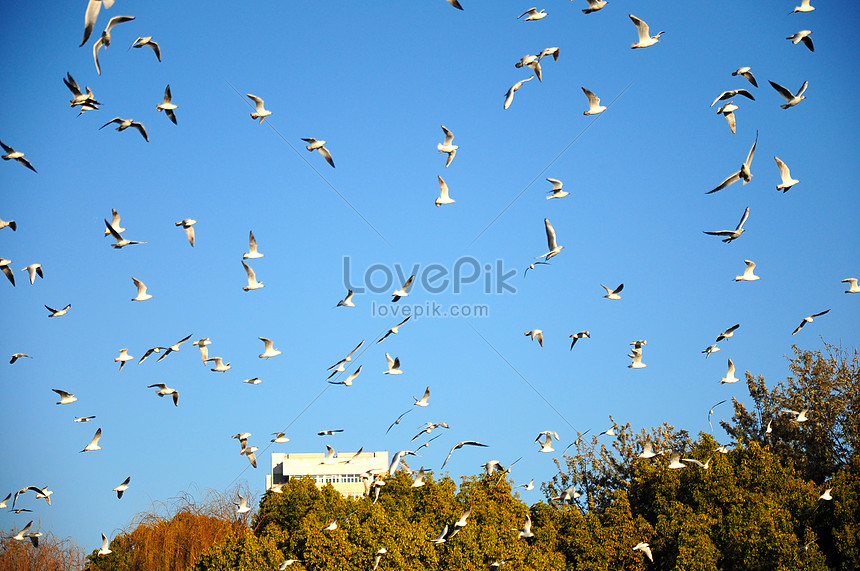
(246, 94), (272, 123)
(329, 365), (362, 386)
(842, 278), (860, 293)
(518, 8), (547, 21)
(384, 353), (404, 375)
(769, 80), (808, 109)
(105, 219), (146, 248)
(582, 0), (608, 14)
(735, 260), (760, 281)
(514, 515), (534, 539)
(242, 261), (264, 291)
(602, 283), (623, 300)
(524, 329), (544, 347)
(114, 348), (134, 370)
(437, 125), (458, 167)
(704, 206), (750, 243)
(413, 386), (431, 407)
(10, 353), (32, 364)
(787, 30), (814, 52)
(113, 477), (130, 499)
(98, 533), (112, 556)
(63, 73), (100, 112)
(537, 218), (563, 260)
(46, 304), (72, 318)
(792, 0), (815, 13)
(707, 132), (757, 193)
(716, 324), (740, 343)
(99, 118), (149, 142)
(157, 85), (178, 124)
(720, 358), (739, 384)
(147, 383), (179, 406)
(131, 277), (152, 301)
(441, 440), (488, 469)
(81, 0), (116, 46)
(436, 175), (455, 207)
(503, 77), (533, 110)
(301, 138), (335, 168)
(92, 15), (135, 74)
(792, 310), (830, 335)
(732, 67), (758, 87)
(633, 542), (653, 562)
(581, 87), (606, 115)
(1, 140), (37, 172)
(546, 178), (568, 199)
(0, 218), (16, 231)
(535, 430), (559, 453)
(628, 347), (646, 369)
(710, 89), (755, 107)
(337, 289), (356, 307)
(629, 14), (664, 49)
(258, 337), (282, 358)
(22, 263), (43, 285)
(243, 231), (264, 259)
(130, 36), (161, 61)
(207, 357), (232, 372)
(378, 316), (412, 344)
(569, 331), (590, 350)
(104, 208), (125, 235)
(82, 428), (103, 452)
(774, 156), (800, 192)
(716, 101), (739, 134)
(392, 274), (415, 302)
(175, 219), (196, 246)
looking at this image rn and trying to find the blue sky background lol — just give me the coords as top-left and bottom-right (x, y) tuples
(1, 0), (858, 551)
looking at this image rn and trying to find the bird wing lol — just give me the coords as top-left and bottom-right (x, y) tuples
(768, 81), (793, 102)
(131, 122), (149, 141)
(105, 15), (135, 32)
(318, 146), (335, 168)
(707, 170), (741, 194)
(735, 206), (750, 230)
(438, 175), (449, 200)
(774, 156), (791, 183)
(811, 309), (830, 318)
(247, 94), (265, 111)
(243, 261), (258, 282)
(744, 133), (758, 169)
(796, 80), (809, 97)
(132, 277), (147, 296)
(81, 0), (101, 46)
(441, 125), (454, 146)
(544, 218), (558, 250)
(629, 14), (649, 42)
(581, 87), (600, 108)
(737, 89), (755, 101)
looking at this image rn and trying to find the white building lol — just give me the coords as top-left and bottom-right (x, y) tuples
(267, 450), (389, 499)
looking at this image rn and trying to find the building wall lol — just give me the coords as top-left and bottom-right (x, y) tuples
(268, 450), (389, 499)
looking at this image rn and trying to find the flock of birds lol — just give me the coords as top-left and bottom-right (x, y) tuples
(2, 0), (855, 567)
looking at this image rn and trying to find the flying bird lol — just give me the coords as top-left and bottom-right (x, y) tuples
(735, 260), (760, 281)
(704, 206), (750, 243)
(258, 337), (282, 358)
(732, 67), (758, 87)
(582, 0), (608, 14)
(716, 324), (740, 342)
(628, 347), (646, 369)
(235, 494), (251, 514)
(80, 0), (116, 46)
(75, 416), (96, 422)
(513, 515), (534, 539)
(328, 340), (366, 371)
(82, 428), (103, 452)
(147, 383), (179, 406)
(537, 218), (563, 260)
(318, 429), (344, 436)
(104, 208), (125, 235)
(104, 219), (146, 248)
(271, 432), (291, 443)
(131, 277), (152, 301)
(46, 304), (72, 317)
(437, 125), (458, 167)
(783, 408), (810, 423)
(720, 358), (739, 384)
(113, 477), (131, 499)
(769, 80), (808, 109)
(207, 357), (232, 372)
(98, 533), (112, 557)
(428, 524), (449, 545)
(413, 386), (431, 407)
(792, 0), (815, 13)
(441, 440), (488, 469)
(242, 261), (264, 290)
(537, 46), (559, 62)
(175, 219), (196, 246)
(1, 259), (15, 286)
(707, 400), (728, 431)
(791, 310), (830, 335)
(386, 409), (412, 434)
(392, 275), (415, 302)
(114, 348), (133, 370)
(246, 94), (272, 123)
(384, 353), (404, 375)
(194, 338), (211, 364)
(569, 331), (590, 350)
(10, 353), (32, 364)
(710, 89), (755, 107)
(244, 231), (264, 259)
(602, 283), (623, 300)
(63, 73), (100, 112)
(99, 118), (149, 142)
(130, 36), (161, 61)
(545, 178), (568, 199)
(22, 264), (43, 285)
(581, 87), (606, 115)
(707, 132), (757, 193)
(337, 289), (356, 307)
(445, 0), (463, 10)
(329, 365), (362, 386)
(503, 77), (533, 110)
(535, 430), (559, 453)
(301, 138), (335, 168)
(633, 542), (653, 562)
(435, 175), (455, 207)
(843, 278), (860, 293)
(157, 85), (178, 124)
(156, 333), (193, 362)
(638, 438), (657, 459)
(629, 14), (664, 48)
(787, 30), (814, 51)
(1, 140), (37, 172)
(92, 15), (135, 74)
(774, 157), (800, 192)
(0, 218), (16, 231)
(524, 329), (544, 347)
(716, 101), (739, 134)
(518, 8), (547, 21)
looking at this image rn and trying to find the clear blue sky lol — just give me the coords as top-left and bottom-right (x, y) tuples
(1, 0), (858, 552)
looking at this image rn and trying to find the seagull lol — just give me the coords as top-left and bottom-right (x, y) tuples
(232, 432), (252, 449)
(503, 77), (533, 110)
(175, 219), (196, 246)
(329, 365), (362, 386)
(441, 440), (488, 469)
(428, 524), (449, 545)
(535, 430), (559, 453)
(378, 316), (412, 344)
(243, 377), (261, 385)
(1, 140), (37, 172)
(99, 118), (149, 142)
(602, 283), (623, 300)
(518, 8), (547, 21)
(0, 218), (16, 231)
(242, 261), (264, 290)
(411, 422), (450, 441)
(92, 15), (135, 74)
(513, 515), (534, 539)
(769, 80), (808, 109)
(545, 178), (568, 199)
(783, 408), (810, 423)
(11, 521), (34, 543)
(105, 219), (147, 248)
(523, 261), (550, 276)
(46, 304), (71, 318)
(792, 0), (815, 13)
(22, 264), (43, 285)
(638, 439), (657, 459)
(791, 310), (830, 335)
(235, 494), (251, 514)
(538, 47), (559, 61)
(414, 386), (431, 407)
(716, 101), (739, 134)
(386, 409), (412, 434)
(582, 0), (608, 14)
(243, 231), (264, 259)
(63, 73), (100, 111)
(436, 175), (455, 207)
(454, 509), (471, 530)
(514, 478), (535, 491)
(437, 125), (458, 167)
(704, 206), (750, 243)
(720, 358), (739, 384)
(710, 89), (755, 107)
(629, 14), (663, 48)
(702, 344), (721, 358)
(628, 347), (646, 369)
(735, 260), (760, 281)
(716, 324), (740, 343)
(787, 30), (814, 51)
(131, 277), (152, 301)
(384, 353), (404, 375)
(537, 218), (563, 260)
(392, 275), (415, 302)
(732, 67), (758, 87)
(328, 340), (366, 371)
(667, 452), (686, 469)
(258, 337), (282, 358)
(80, 0), (116, 46)
(138, 346), (167, 364)
(271, 432), (291, 443)
(26, 485), (54, 506)
(147, 383), (179, 406)
(301, 138), (335, 168)
(246, 94), (272, 123)
(104, 208), (126, 235)
(519, 56), (542, 82)
(1, 259), (15, 286)
(156, 333), (193, 362)
(194, 338), (212, 364)
(337, 289), (356, 307)
(0, 493), (11, 509)
(819, 488), (832, 501)
(81, 428), (103, 452)
(599, 427), (617, 437)
(278, 561), (303, 570)
(581, 87), (607, 115)
(98, 533), (112, 557)
(843, 278), (860, 293)
(113, 477), (130, 499)
(707, 132), (757, 193)
(774, 157), (800, 192)
(682, 456), (712, 470)
(633, 542), (653, 562)
(569, 331), (590, 350)
(157, 85), (178, 124)
(241, 445), (258, 468)
(318, 429), (344, 436)
(207, 357), (231, 372)
(372, 547), (388, 570)
(10, 353), (32, 364)
(707, 400), (728, 431)
(75, 416), (96, 422)
(519, 330), (545, 349)
(130, 36), (161, 61)
(114, 348), (134, 370)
